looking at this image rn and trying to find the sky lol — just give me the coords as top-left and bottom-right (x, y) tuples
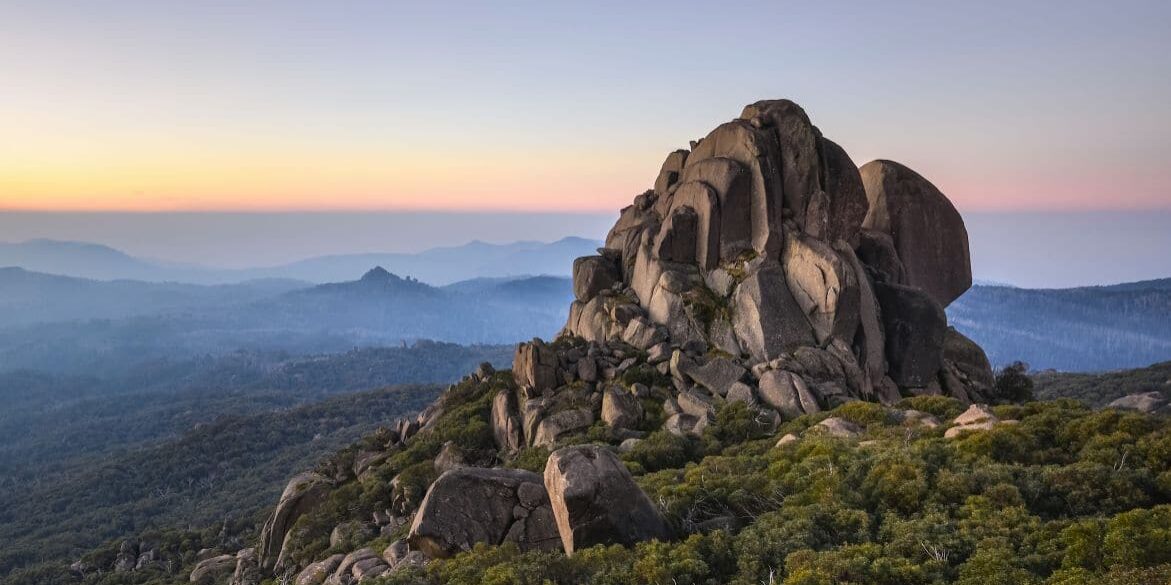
(2, 0), (1169, 215)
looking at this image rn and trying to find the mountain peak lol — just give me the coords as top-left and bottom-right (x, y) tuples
(360, 266), (395, 282)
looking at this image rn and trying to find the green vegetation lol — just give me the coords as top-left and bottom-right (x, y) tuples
(0, 342), (510, 584)
(10, 359), (1171, 585)
(0, 385), (442, 585)
(1033, 361), (1171, 407)
(366, 397), (1171, 585)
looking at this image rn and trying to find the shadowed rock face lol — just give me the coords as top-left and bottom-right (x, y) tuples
(860, 159), (972, 308)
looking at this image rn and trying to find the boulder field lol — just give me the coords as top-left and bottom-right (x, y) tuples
(204, 98), (1017, 584)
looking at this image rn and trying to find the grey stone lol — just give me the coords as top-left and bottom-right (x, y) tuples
(653, 204), (700, 265)
(757, 370), (819, 418)
(294, 554), (344, 585)
(653, 149), (689, 198)
(1107, 392), (1168, 413)
(817, 137), (869, 245)
(408, 468), (561, 559)
(543, 445), (673, 554)
(573, 255), (622, 302)
(492, 390), (523, 454)
(623, 317), (666, 350)
(259, 472), (332, 571)
(688, 357), (747, 397)
(664, 412), (709, 437)
(679, 157), (753, 262)
(810, 417), (863, 439)
(861, 159), (972, 307)
(532, 408), (595, 448)
(676, 389), (716, 418)
(874, 281), (947, 388)
(190, 554), (236, 584)
(601, 386), (644, 429)
(739, 100), (821, 233)
(686, 119), (785, 256)
(856, 228), (906, 284)
(666, 180), (723, 270)
(732, 263), (816, 362)
(513, 339), (561, 393)
(725, 381), (757, 406)
(782, 233), (860, 344)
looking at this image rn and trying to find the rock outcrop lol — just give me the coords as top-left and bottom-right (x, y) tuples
(258, 472), (332, 571)
(408, 468), (561, 558)
(557, 98), (999, 412)
(190, 554), (236, 584)
(543, 445), (673, 554)
(1107, 392), (1168, 413)
(239, 97), (1014, 584)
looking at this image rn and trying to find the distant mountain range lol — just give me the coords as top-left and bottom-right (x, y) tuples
(949, 278), (1171, 371)
(0, 267), (574, 374)
(0, 237), (601, 285)
(0, 251), (1169, 373)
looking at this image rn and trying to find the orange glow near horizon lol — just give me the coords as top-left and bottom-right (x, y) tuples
(0, 148), (657, 213)
(5, 157), (1169, 214)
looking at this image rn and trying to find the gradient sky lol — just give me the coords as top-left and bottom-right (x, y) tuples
(2, 0), (1169, 214)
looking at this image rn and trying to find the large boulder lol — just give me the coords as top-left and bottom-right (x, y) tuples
(687, 357), (747, 397)
(653, 149), (689, 198)
(817, 137), (869, 245)
(229, 548), (260, 585)
(757, 369), (820, 418)
(543, 445), (673, 554)
(601, 387), (643, 429)
(653, 204), (701, 265)
(782, 233), (860, 344)
(739, 99), (821, 232)
(941, 328), (996, 401)
(325, 548), (386, 585)
(295, 554), (344, 585)
(860, 159), (972, 307)
(408, 468), (560, 559)
(686, 120), (785, 256)
(838, 243), (886, 385)
(513, 339), (560, 393)
(732, 263), (816, 362)
(532, 408), (595, 448)
(874, 281), (947, 388)
(1107, 392), (1168, 413)
(491, 389), (523, 454)
(573, 255), (621, 302)
(190, 554), (235, 584)
(258, 472), (332, 571)
(678, 156), (753, 261)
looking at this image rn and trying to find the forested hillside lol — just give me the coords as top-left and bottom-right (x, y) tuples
(1033, 361), (1171, 407)
(949, 279), (1171, 371)
(0, 385), (442, 583)
(0, 343), (511, 477)
(0, 270), (568, 374)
